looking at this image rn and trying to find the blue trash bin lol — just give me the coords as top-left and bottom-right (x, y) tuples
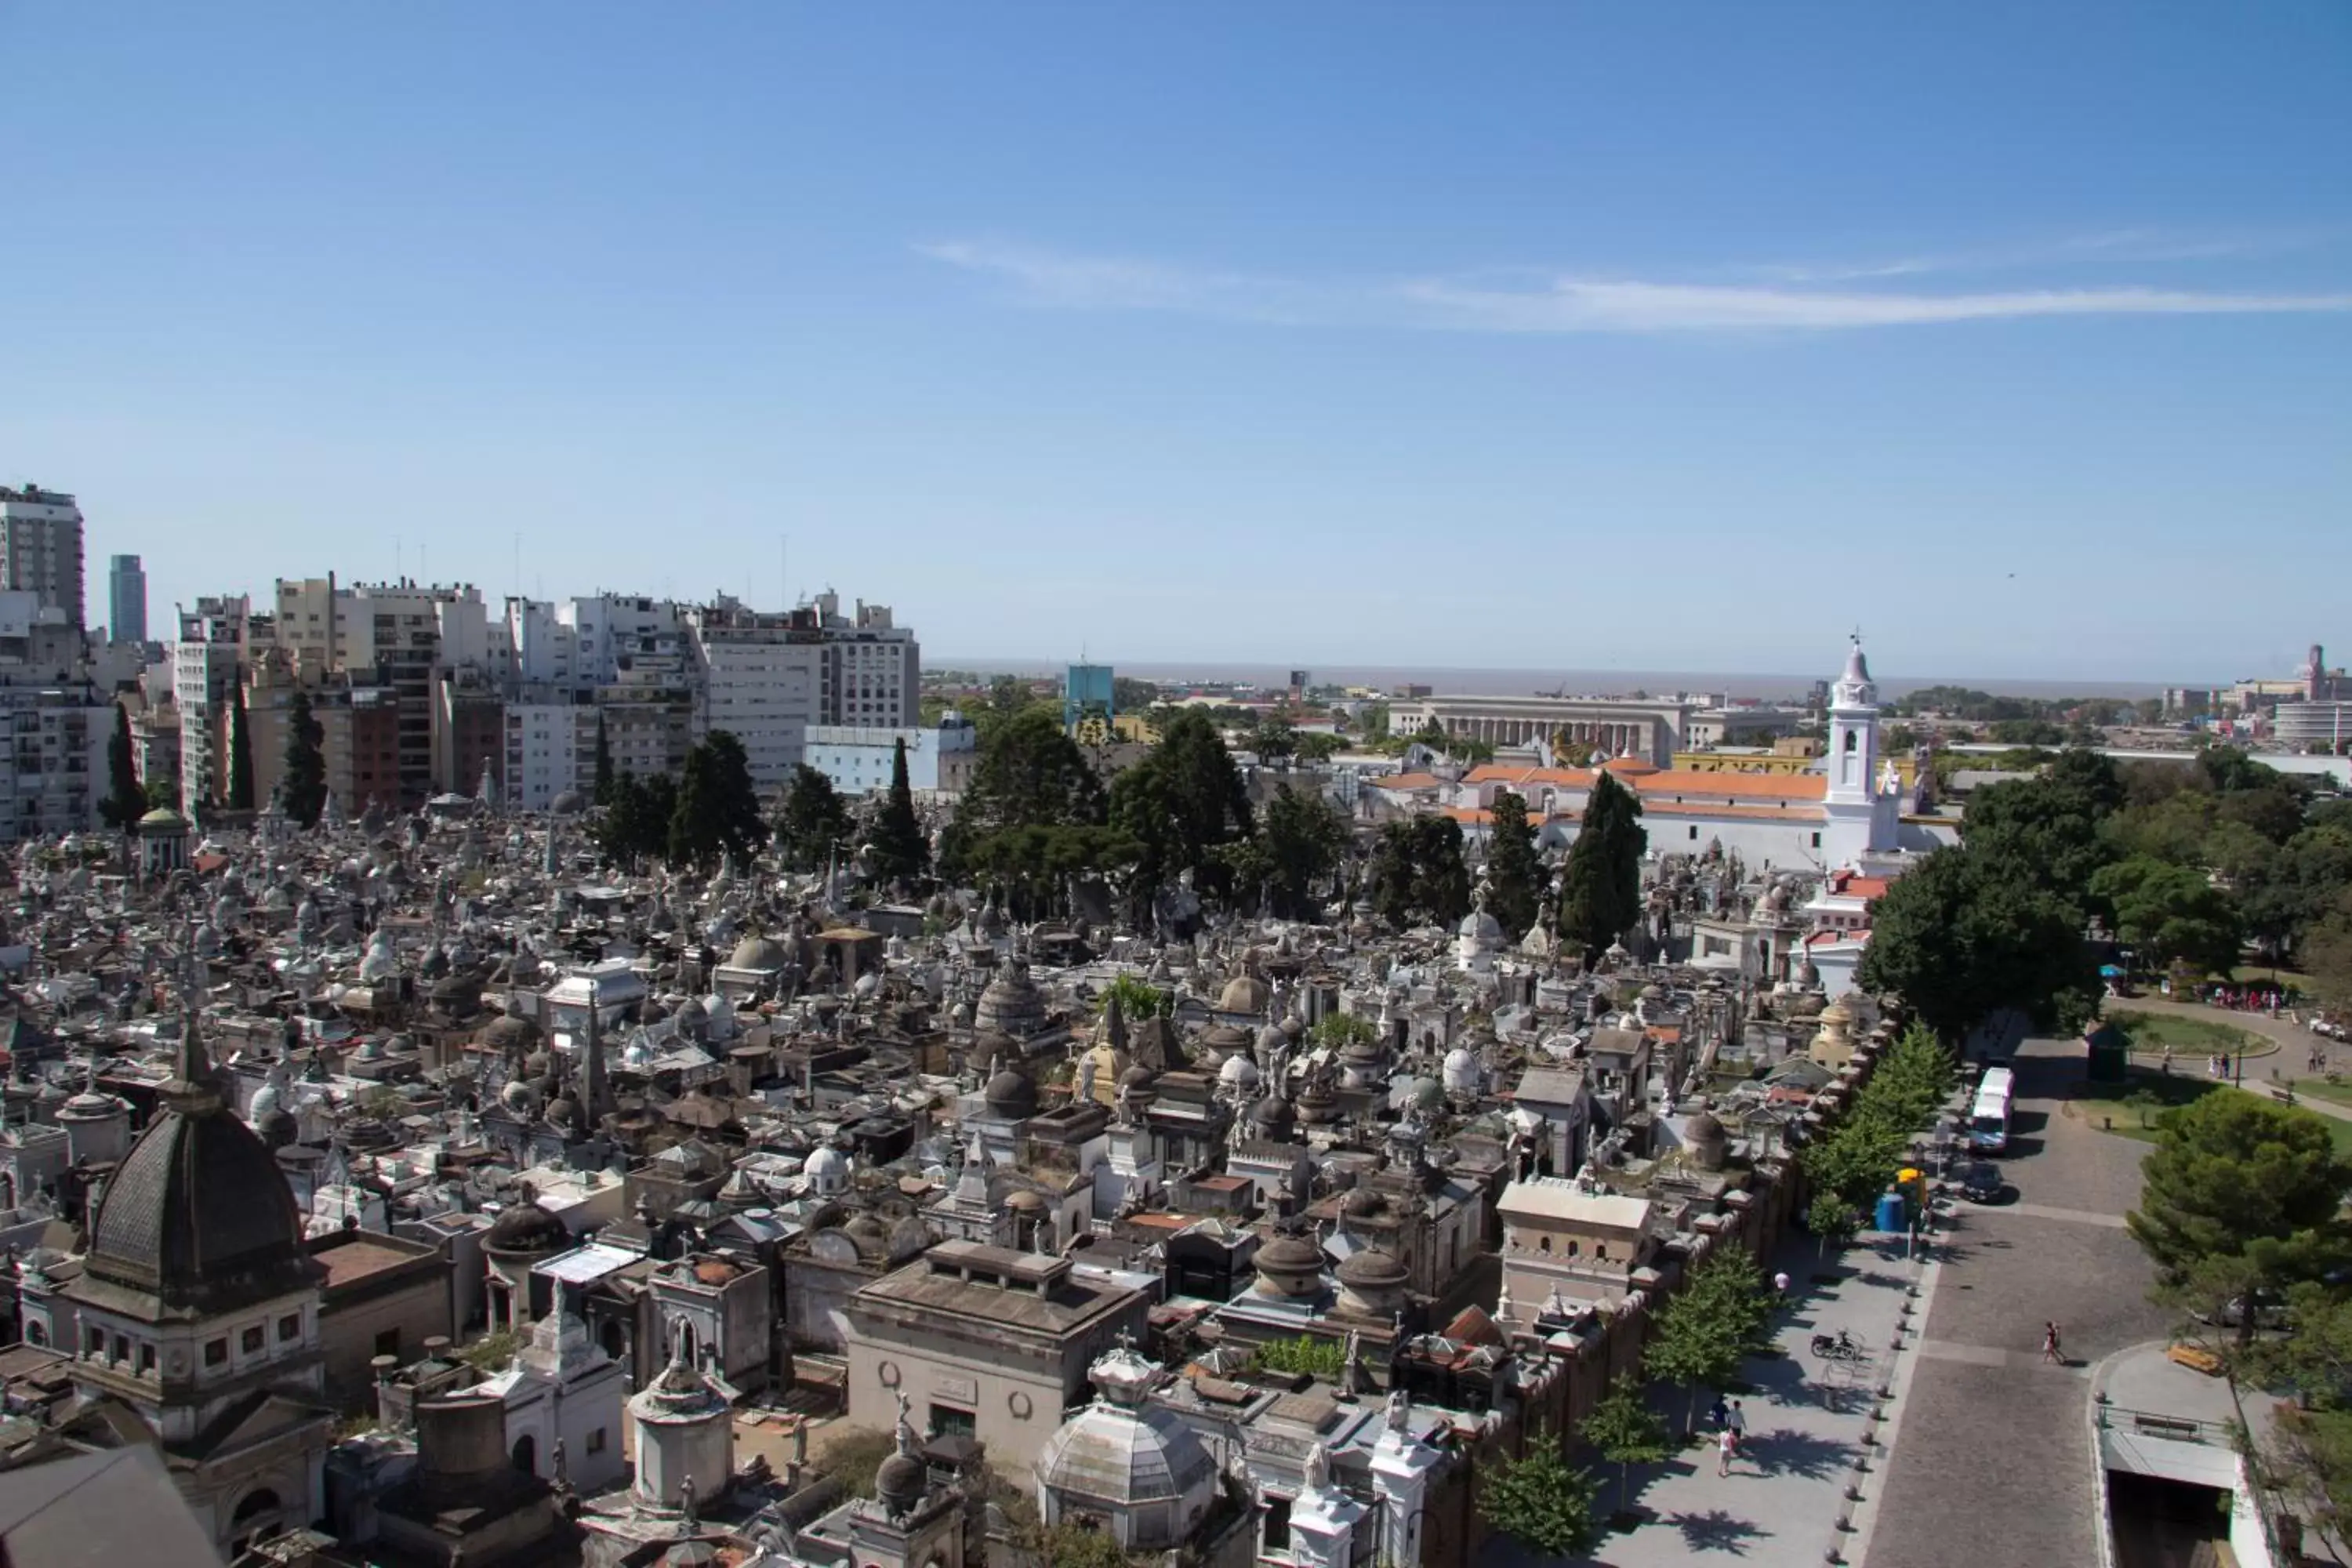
(1875, 1189), (1907, 1233)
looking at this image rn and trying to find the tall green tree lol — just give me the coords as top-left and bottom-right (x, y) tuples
(1855, 844), (2100, 1040)
(1644, 1271), (1750, 1431)
(1963, 748), (2122, 911)
(939, 705), (1105, 884)
(592, 712), (615, 805)
(667, 730), (768, 869)
(2088, 855), (2241, 977)
(1251, 710), (1298, 764)
(1368, 815), (1472, 929)
(1579, 1374), (1671, 1516)
(1226, 782), (1348, 920)
(1108, 710), (1254, 905)
(775, 764), (852, 871)
(102, 702), (146, 831)
(1484, 789), (1544, 940)
(227, 684), (256, 811)
(867, 738), (931, 885)
(597, 771), (676, 868)
(1558, 771), (1646, 960)
(2129, 1092), (2352, 1346)
(1479, 1439), (1599, 1559)
(281, 687), (327, 828)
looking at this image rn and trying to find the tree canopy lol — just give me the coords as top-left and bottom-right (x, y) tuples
(1369, 815), (1471, 930)
(1578, 1374), (1671, 1516)
(866, 738), (931, 886)
(1223, 782), (1347, 920)
(1108, 710), (1254, 905)
(2088, 855), (2241, 978)
(597, 770), (678, 868)
(281, 687), (327, 828)
(1479, 1439), (1599, 1559)
(1484, 789), (1546, 941)
(666, 730), (768, 870)
(227, 685), (255, 811)
(593, 712), (615, 805)
(2127, 1092), (2352, 1338)
(101, 703), (145, 832)
(775, 764), (852, 871)
(941, 706), (1104, 881)
(1856, 844), (2100, 1040)
(1558, 771), (1646, 960)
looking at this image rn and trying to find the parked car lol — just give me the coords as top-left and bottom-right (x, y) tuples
(1959, 1161), (2008, 1203)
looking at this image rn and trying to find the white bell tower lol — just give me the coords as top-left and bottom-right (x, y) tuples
(1821, 636), (1884, 869)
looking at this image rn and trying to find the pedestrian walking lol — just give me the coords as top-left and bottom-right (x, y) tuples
(2042, 1321), (2063, 1365)
(1773, 1270), (1791, 1299)
(1717, 1425), (1738, 1478)
(1708, 1395), (1730, 1432)
(1727, 1400), (1747, 1441)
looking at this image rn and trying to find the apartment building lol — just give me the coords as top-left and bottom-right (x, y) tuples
(0, 485), (85, 628)
(504, 698), (597, 811)
(686, 601), (823, 790)
(173, 597), (263, 817)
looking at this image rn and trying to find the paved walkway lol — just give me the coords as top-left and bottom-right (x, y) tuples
(1479, 1227), (1930, 1568)
(1862, 1034), (2173, 1568)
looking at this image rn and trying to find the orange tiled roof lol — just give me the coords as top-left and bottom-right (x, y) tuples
(1639, 800), (1827, 822)
(1632, 769), (1828, 801)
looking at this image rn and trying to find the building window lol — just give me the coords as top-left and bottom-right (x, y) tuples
(139, 1343), (156, 1374)
(1262, 1495), (1293, 1550)
(930, 1404), (977, 1439)
(375, 1328), (402, 1359)
(113, 1334), (130, 1363)
(205, 1338), (228, 1368)
(1689, 826), (1698, 840)
(84, 1326), (103, 1356)
(587, 1428), (607, 1454)
(1811, 833), (1821, 848)
(242, 1325), (266, 1354)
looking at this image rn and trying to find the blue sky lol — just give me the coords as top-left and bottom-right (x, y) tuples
(3, 4), (2347, 684)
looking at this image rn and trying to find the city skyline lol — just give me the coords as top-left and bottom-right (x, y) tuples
(3, 5), (2348, 680)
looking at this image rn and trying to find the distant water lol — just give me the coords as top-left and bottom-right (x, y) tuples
(935, 657), (2168, 704)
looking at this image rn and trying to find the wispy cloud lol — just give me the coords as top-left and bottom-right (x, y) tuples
(919, 238), (2352, 333)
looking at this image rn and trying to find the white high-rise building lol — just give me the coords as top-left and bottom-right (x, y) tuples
(173, 597), (256, 816)
(811, 590), (919, 728)
(0, 484), (85, 627)
(504, 699), (597, 811)
(686, 602), (823, 790)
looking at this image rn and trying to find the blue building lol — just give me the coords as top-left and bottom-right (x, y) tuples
(1065, 663), (1116, 731)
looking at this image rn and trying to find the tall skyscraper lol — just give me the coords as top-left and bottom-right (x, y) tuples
(0, 483), (85, 626)
(109, 553), (147, 644)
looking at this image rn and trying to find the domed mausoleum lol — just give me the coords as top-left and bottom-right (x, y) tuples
(1036, 1340), (1218, 1551)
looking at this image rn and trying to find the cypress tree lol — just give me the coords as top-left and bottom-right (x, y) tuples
(282, 687), (327, 827)
(227, 684), (256, 811)
(1484, 789), (1544, 938)
(103, 702), (146, 831)
(869, 738), (931, 884)
(1559, 770), (1646, 961)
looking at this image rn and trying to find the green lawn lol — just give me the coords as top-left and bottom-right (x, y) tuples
(2282, 1075), (2352, 1109)
(2230, 964), (2313, 988)
(2105, 1009), (2275, 1062)
(2080, 1072), (2352, 1160)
